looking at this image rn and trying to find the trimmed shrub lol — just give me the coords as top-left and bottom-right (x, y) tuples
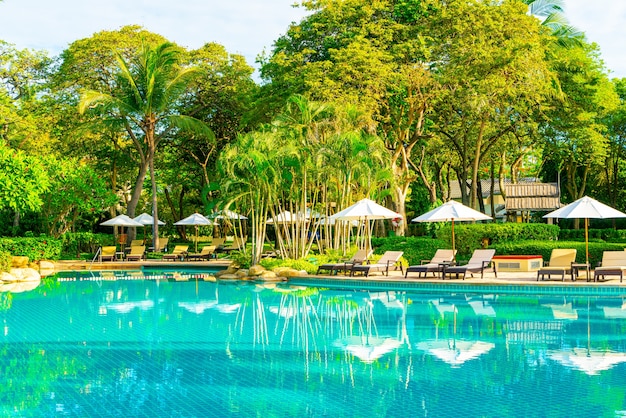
(435, 223), (560, 256)
(559, 228), (626, 243)
(490, 240), (625, 265)
(259, 257), (320, 274)
(371, 236), (449, 265)
(0, 237), (62, 261)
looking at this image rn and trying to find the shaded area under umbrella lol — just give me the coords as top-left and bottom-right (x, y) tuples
(330, 198), (402, 252)
(100, 215), (144, 251)
(174, 213), (213, 252)
(544, 196), (626, 265)
(412, 200), (491, 254)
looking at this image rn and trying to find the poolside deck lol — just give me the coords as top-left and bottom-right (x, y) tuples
(53, 259), (231, 272)
(49, 259), (626, 287)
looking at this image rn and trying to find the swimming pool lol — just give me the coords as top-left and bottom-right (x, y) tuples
(2, 275), (626, 417)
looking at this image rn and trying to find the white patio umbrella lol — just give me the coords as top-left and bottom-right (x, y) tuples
(174, 213), (213, 252)
(133, 213), (166, 243)
(133, 213), (166, 226)
(100, 214), (144, 250)
(543, 196), (626, 266)
(329, 198), (402, 251)
(100, 214), (144, 228)
(411, 200), (491, 254)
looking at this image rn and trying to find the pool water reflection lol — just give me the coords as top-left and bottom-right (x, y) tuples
(1, 278), (626, 417)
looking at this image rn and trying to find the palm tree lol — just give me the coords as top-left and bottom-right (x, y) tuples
(523, 0), (583, 48)
(79, 42), (212, 250)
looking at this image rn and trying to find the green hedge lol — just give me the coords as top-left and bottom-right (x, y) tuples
(0, 237), (63, 261)
(490, 240), (625, 265)
(435, 223), (560, 256)
(559, 228), (626, 242)
(371, 236), (449, 265)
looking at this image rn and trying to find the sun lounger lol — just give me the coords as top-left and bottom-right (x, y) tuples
(316, 249), (372, 275)
(536, 249), (577, 281)
(405, 249), (457, 278)
(187, 245), (217, 261)
(126, 245), (146, 261)
(594, 251), (626, 282)
(350, 251), (404, 277)
(443, 249), (496, 280)
(162, 245), (189, 261)
(148, 237), (169, 253)
(100, 246), (117, 262)
(222, 236), (247, 253)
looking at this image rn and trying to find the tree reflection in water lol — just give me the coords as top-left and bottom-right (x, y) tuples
(1, 279), (626, 416)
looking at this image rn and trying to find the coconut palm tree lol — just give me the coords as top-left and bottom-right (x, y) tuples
(523, 0), (583, 48)
(79, 42), (212, 251)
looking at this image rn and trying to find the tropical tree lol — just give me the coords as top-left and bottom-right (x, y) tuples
(78, 41), (212, 250)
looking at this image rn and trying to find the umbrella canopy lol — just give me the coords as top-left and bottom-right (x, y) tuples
(548, 348), (626, 376)
(411, 200), (491, 253)
(329, 198), (401, 221)
(174, 213), (214, 252)
(416, 339), (495, 367)
(329, 198), (402, 251)
(100, 214), (144, 227)
(544, 196), (626, 265)
(174, 213), (213, 226)
(133, 213), (166, 226)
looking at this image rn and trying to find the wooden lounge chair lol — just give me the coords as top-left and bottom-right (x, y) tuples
(125, 245), (146, 261)
(443, 249), (496, 280)
(594, 251), (626, 282)
(100, 246), (117, 262)
(222, 236), (247, 253)
(350, 251), (404, 277)
(162, 245), (189, 261)
(536, 249), (577, 281)
(405, 249), (457, 278)
(148, 237), (169, 253)
(186, 245), (217, 261)
(316, 249), (373, 275)
(211, 237), (226, 250)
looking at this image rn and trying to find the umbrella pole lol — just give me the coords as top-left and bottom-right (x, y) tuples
(195, 225), (199, 253)
(585, 218), (589, 266)
(451, 220), (456, 255)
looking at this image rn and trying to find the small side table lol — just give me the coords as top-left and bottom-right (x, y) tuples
(115, 251), (125, 261)
(571, 263), (591, 281)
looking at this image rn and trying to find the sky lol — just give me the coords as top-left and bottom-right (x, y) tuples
(0, 0), (625, 78)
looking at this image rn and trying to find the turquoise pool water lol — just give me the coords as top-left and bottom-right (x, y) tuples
(2, 275), (626, 417)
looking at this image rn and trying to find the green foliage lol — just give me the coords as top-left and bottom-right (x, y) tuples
(371, 236), (449, 265)
(60, 232), (114, 259)
(490, 240), (625, 265)
(39, 157), (118, 238)
(0, 237), (62, 261)
(559, 228), (626, 242)
(0, 143), (49, 213)
(437, 223), (560, 257)
(259, 257), (320, 275)
(228, 250), (252, 269)
(0, 251), (11, 272)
